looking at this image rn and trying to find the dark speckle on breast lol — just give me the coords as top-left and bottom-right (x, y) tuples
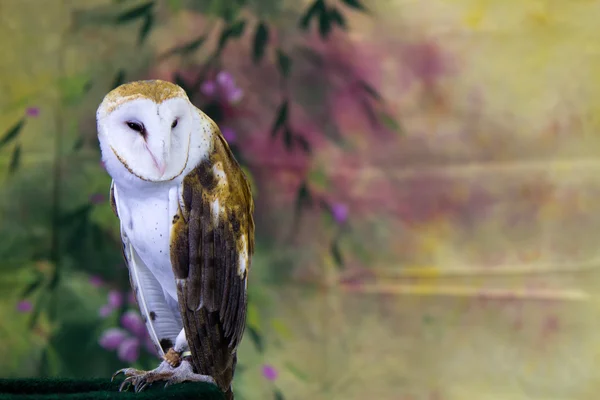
(149, 311), (156, 321)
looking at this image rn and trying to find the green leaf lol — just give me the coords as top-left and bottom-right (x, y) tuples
(252, 22), (269, 64)
(294, 135), (311, 154)
(359, 80), (381, 101)
(116, 1), (154, 24)
(167, 0), (182, 12)
(21, 273), (44, 298)
(160, 35), (205, 59)
(229, 19), (246, 37)
(218, 19), (247, 51)
(271, 100), (288, 138)
(318, 8), (332, 38)
(331, 239), (344, 268)
(299, 0), (325, 30)
(0, 118), (25, 149)
(72, 136), (84, 151)
(8, 144), (21, 175)
(296, 181), (312, 210)
(284, 363), (309, 382)
(274, 390), (285, 400)
(283, 128), (294, 151)
(380, 112), (402, 133)
(341, 0), (367, 12)
(138, 13), (154, 45)
(111, 69), (126, 89)
(276, 49), (291, 78)
(328, 7), (346, 29)
(246, 326), (264, 353)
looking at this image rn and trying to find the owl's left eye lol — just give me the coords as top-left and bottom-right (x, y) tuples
(171, 119), (178, 129)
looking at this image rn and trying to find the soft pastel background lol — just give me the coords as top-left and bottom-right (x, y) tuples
(1, 0), (599, 399)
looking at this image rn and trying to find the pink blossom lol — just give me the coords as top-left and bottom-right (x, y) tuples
(117, 337), (140, 363)
(89, 275), (104, 288)
(16, 300), (32, 313)
(99, 328), (128, 350)
(99, 304), (113, 318)
(331, 203), (348, 224)
(121, 310), (146, 337)
(201, 81), (216, 96)
(26, 107), (40, 117)
(108, 290), (123, 309)
(262, 364), (278, 381)
(221, 127), (236, 143)
(89, 193), (106, 205)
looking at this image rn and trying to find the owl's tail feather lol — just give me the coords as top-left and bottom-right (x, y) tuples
(223, 386), (234, 400)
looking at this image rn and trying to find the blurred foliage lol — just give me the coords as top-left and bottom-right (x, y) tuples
(0, 0), (392, 398)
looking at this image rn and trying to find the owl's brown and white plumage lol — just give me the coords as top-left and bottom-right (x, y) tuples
(97, 80), (254, 399)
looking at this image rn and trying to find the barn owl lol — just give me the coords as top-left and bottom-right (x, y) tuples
(96, 80), (254, 400)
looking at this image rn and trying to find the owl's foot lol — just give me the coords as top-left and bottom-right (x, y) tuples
(112, 358), (215, 393)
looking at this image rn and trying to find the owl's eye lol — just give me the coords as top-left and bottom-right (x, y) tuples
(126, 121), (145, 134)
(171, 119), (178, 129)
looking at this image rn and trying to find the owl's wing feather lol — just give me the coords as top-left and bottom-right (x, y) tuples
(170, 128), (254, 392)
(110, 182), (183, 357)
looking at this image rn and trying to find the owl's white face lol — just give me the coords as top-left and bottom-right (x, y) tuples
(97, 96), (193, 184)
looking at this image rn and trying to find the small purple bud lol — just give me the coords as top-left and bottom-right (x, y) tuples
(216, 71), (234, 88)
(100, 160), (106, 170)
(26, 107), (40, 117)
(16, 300), (32, 313)
(108, 290), (123, 309)
(121, 310), (146, 337)
(99, 304), (113, 318)
(117, 337), (140, 363)
(331, 203), (348, 224)
(226, 87), (243, 104)
(221, 127), (236, 143)
(99, 328), (128, 350)
(262, 364), (278, 381)
(200, 81), (216, 96)
(89, 275), (104, 288)
(89, 193), (106, 205)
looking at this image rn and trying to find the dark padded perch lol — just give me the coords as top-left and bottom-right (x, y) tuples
(0, 378), (224, 400)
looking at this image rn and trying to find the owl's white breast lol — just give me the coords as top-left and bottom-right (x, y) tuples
(114, 183), (180, 301)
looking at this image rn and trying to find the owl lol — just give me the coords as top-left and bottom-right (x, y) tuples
(96, 80), (254, 400)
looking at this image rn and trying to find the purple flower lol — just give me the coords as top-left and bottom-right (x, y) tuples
(16, 300), (32, 313)
(127, 291), (137, 305)
(100, 160), (106, 170)
(262, 364), (278, 381)
(226, 87), (243, 104)
(216, 71), (234, 88)
(89, 193), (106, 205)
(221, 127), (236, 143)
(121, 310), (146, 337)
(26, 107), (40, 117)
(108, 290), (123, 309)
(201, 71), (243, 104)
(99, 328), (128, 350)
(331, 203), (348, 224)
(89, 275), (104, 288)
(200, 80), (216, 96)
(117, 337), (140, 363)
(99, 304), (113, 318)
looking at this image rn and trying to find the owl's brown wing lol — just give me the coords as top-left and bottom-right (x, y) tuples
(170, 131), (254, 394)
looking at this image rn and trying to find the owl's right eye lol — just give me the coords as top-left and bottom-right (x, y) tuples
(126, 121), (144, 133)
